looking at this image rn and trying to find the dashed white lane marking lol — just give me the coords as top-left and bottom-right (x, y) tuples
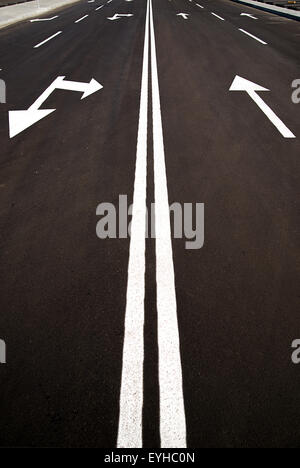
(75, 14), (89, 23)
(96, 4), (104, 9)
(117, 0), (150, 449)
(196, 3), (204, 8)
(211, 12), (225, 20)
(149, 0), (187, 449)
(33, 31), (62, 48)
(238, 28), (267, 44)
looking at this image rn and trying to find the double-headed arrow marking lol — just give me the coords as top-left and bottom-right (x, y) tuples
(9, 76), (103, 138)
(107, 13), (133, 20)
(230, 75), (295, 138)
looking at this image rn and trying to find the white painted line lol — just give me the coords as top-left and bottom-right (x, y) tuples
(30, 16), (58, 22)
(96, 4), (104, 9)
(75, 14), (89, 23)
(117, 0), (150, 449)
(238, 28), (267, 44)
(107, 0), (112, 3)
(149, 0), (187, 449)
(196, 3), (204, 8)
(33, 31), (62, 48)
(211, 12), (225, 20)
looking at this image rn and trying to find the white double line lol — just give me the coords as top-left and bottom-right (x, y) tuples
(117, 0), (186, 449)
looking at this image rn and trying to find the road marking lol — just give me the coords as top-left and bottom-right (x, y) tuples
(238, 28), (267, 44)
(107, 13), (133, 20)
(96, 4), (104, 9)
(240, 13), (257, 19)
(230, 75), (295, 138)
(117, 0), (150, 449)
(177, 13), (189, 19)
(211, 12), (225, 20)
(33, 31), (62, 48)
(30, 16), (58, 22)
(196, 3), (204, 8)
(9, 77), (102, 138)
(107, 0), (112, 3)
(149, 0), (187, 449)
(75, 14), (89, 23)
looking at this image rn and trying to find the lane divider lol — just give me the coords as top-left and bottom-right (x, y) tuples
(33, 31), (62, 48)
(75, 14), (89, 23)
(211, 12), (225, 20)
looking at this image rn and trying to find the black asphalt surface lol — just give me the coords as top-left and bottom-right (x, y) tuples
(0, 0), (300, 448)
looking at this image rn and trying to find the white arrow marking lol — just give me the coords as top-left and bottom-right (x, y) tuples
(177, 13), (189, 19)
(34, 31), (62, 48)
(229, 75), (295, 138)
(107, 13), (133, 20)
(30, 16), (58, 22)
(9, 76), (103, 138)
(241, 13), (257, 19)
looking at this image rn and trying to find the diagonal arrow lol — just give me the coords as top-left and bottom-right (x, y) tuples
(240, 13), (257, 19)
(30, 16), (58, 22)
(9, 76), (103, 138)
(177, 13), (189, 19)
(229, 75), (295, 139)
(107, 13), (134, 20)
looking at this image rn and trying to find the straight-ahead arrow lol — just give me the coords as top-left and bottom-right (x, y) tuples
(177, 13), (189, 19)
(240, 13), (257, 19)
(229, 75), (295, 139)
(9, 76), (103, 138)
(107, 13), (133, 20)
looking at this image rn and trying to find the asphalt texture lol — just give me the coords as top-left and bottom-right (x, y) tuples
(0, 0), (300, 448)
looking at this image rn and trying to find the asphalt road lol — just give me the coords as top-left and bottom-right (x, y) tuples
(0, 0), (300, 448)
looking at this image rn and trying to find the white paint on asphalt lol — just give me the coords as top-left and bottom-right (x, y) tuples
(117, 0), (150, 449)
(177, 13), (189, 19)
(238, 28), (267, 44)
(196, 4), (204, 8)
(30, 16), (58, 22)
(107, 13), (133, 20)
(33, 31), (62, 48)
(149, 0), (187, 449)
(211, 12), (225, 20)
(96, 4), (104, 9)
(75, 14), (89, 23)
(9, 77), (102, 138)
(230, 75), (296, 138)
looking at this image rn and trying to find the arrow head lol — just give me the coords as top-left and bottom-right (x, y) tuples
(9, 109), (55, 138)
(81, 78), (103, 99)
(229, 75), (269, 93)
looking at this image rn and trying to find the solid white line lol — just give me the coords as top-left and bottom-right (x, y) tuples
(33, 31), (62, 48)
(75, 14), (89, 23)
(149, 0), (187, 449)
(117, 0), (150, 449)
(238, 28), (267, 44)
(96, 4), (104, 9)
(196, 3), (204, 8)
(211, 12), (225, 20)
